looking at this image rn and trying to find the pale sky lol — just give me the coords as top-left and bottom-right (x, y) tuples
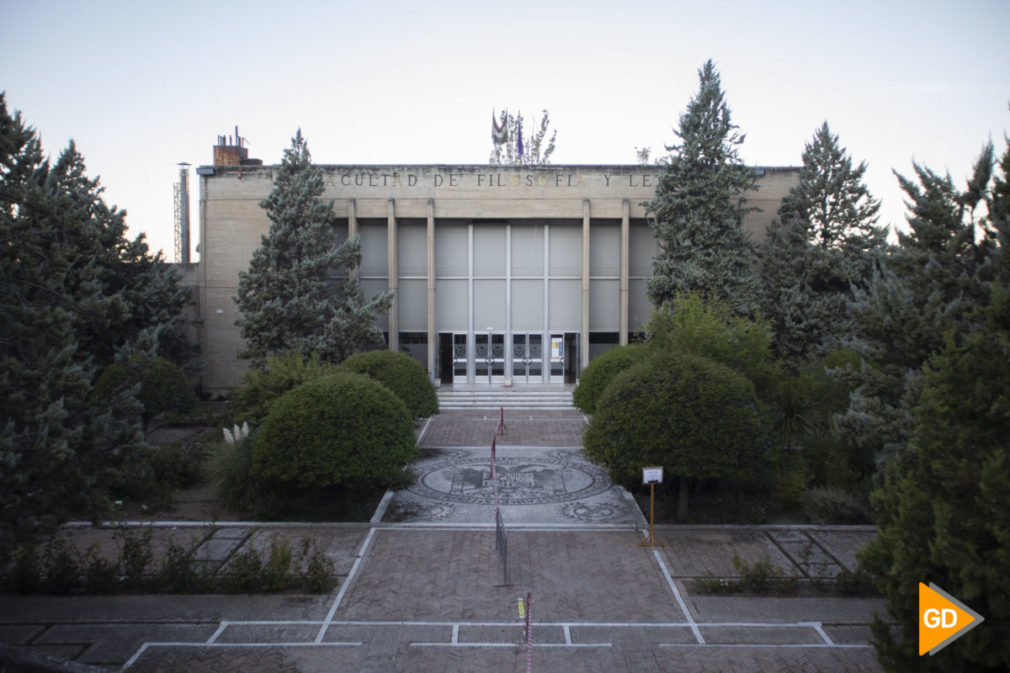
(1, 0), (1007, 261)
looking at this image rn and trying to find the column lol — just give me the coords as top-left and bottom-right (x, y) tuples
(426, 199), (436, 381)
(387, 199), (398, 353)
(582, 199), (591, 370)
(620, 199), (630, 346)
(348, 198), (358, 280)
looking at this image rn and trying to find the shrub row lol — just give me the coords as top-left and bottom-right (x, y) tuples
(5, 527), (335, 594)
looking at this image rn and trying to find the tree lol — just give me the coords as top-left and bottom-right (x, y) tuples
(584, 350), (770, 519)
(837, 142), (998, 463)
(859, 142), (1010, 670)
(645, 293), (778, 399)
(489, 109), (556, 166)
(759, 123), (886, 367)
(1, 95), (155, 546)
(645, 60), (759, 315)
(235, 130), (392, 366)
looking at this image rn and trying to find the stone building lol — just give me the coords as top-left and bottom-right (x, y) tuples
(195, 140), (799, 395)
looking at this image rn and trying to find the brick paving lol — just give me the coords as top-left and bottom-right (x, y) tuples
(0, 409), (886, 672)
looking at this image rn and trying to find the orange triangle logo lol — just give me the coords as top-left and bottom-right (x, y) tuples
(919, 582), (984, 655)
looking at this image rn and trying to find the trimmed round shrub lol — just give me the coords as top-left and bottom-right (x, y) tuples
(94, 356), (196, 426)
(230, 352), (342, 425)
(584, 350), (770, 486)
(252, 372), (418, 489)
(340, 350), (438, 418)
(572, 344), (647, 414)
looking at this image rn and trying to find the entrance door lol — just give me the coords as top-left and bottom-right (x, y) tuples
(548, 332), (579, 383)
(438, 333), (454, 384)
(475, 332), (506, 384)
(511, 333), (543, 384)
(452, 333), (468, 382)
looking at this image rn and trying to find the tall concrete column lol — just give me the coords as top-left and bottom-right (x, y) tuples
(426, 199), (436, 381)
(620, 199), (630, 346)
(582, 199), (591, 370)
(348, 198), (358, 280)
(387, 199), (398, 353)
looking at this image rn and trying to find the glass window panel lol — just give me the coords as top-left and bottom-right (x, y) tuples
(511, 223), (544, 276)
(359, 221), (388, 276)
(548, 223), (582, 276)
(397, 221), (426, 277)
(590, 221), (620, 277)
(474, 224), (506, 277)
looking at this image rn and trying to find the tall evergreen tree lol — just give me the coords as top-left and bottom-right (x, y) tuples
(1, 95), (153, 546)
(859, 138), (1010, 672)
(837, 142), (998, 463)
(759, 123), (885, 367)
(646, 60), (759, 315)
(235, 130), (392, 366)
(489, 109), (556, 166)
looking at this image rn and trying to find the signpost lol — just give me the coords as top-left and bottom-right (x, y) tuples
(638, 467), (665, 548)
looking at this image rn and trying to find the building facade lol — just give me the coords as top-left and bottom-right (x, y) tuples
(196, 159), (799, 394)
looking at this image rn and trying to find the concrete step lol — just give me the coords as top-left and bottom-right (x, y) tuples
(437, 389), (574, 409)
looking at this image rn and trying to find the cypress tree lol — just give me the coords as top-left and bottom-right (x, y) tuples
(1, 95), (150, 545)
(759, 123), (885, 367)
(646, 60), (759, 315)
(859, 139), (1010, 671)
(838, 143), (997, 462)
(235, 130), (392, 366)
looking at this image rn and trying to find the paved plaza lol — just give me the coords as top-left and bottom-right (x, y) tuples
(0, 409), (885, 672)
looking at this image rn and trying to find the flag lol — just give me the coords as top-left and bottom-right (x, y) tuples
(492, 110), (508, 145)
(516, 116), (524, 160)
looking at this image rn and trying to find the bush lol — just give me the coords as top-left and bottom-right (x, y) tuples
(645, 293), (779, 399)
(801, 486), (871, 524)
(94, 356), (196, 428)
(584, 350), (771, 516)
(572, 344), (646, 414)
(229, 352), (343, 426)
(340, 350), (438, 418)
(253, 373), (418, 490)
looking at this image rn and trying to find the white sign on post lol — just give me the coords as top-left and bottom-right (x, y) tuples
(642, 467), (664, 484)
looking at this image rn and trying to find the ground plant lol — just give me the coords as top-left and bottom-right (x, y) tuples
(340, 350), (439, 418)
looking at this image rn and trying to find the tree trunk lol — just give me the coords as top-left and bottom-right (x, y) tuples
(676, 475), (689, 521)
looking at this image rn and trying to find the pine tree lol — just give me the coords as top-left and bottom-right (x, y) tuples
(838, 143), (998, 466)
(859, 140), (1010, 671)
(235, 130), (392, 366)
(646, 60), (759, 315)
(1, 95), (148, 546)
(759, 123), (885, 367)
(488, 109), (557, 166)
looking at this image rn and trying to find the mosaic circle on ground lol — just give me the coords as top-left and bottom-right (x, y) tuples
(410, 456), (612, 505)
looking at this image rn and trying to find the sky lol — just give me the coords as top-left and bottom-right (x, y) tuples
(1, 0), (1007, 262)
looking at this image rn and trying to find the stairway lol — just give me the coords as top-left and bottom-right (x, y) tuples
(436, 386), (574, 409)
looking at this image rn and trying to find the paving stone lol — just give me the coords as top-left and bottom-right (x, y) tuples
(0, 624), (45, 644)
(322, 623), (450, 645)
(35, 623), (217, 666)
(457, 623), (564, 644)
(657, 528), (794, 578)
(808, 529), (877, 572)
(823, 623), (875, 644)
(129, 646), (312, 673)
(213, 623), (320, 643)
(699, 624), (825, 645)
(572, 625), (697, 645)
(419, 409), (587, 447)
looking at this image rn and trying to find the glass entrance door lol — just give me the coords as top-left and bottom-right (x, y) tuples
(475, 332), (505, 383)
(511, 333), (543, 383)
(452, 333), (467, 381)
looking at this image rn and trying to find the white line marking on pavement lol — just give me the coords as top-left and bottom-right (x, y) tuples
(411, 643), (612, 648)
(315, 526), (377, 643)
(659, 643), (872, 649)
(417, 416), (434, 444)
(810, 621), (834, 645)
(564, 625), (573, 644)
(646, 532), (704, 645)
(206, 622), (227, 644)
